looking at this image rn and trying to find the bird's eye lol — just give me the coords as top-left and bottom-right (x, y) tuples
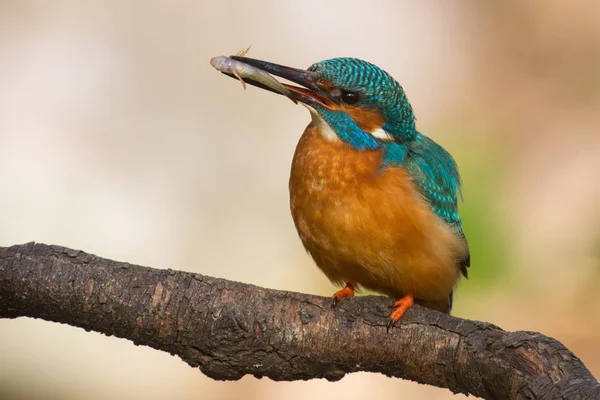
(341, 90), (360, 105)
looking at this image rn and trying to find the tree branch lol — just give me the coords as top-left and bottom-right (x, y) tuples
(0, 243), (597, 399)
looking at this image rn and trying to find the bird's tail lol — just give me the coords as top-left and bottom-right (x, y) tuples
(446, 291), (454, 314)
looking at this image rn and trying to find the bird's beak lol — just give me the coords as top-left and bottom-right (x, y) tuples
(229, 56), (336, 110)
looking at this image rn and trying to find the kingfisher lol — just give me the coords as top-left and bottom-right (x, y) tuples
(215, 55), (470, 326)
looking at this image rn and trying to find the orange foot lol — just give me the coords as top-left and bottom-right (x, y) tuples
(332, 282), (355, 307)
(387, 293), (415, 331)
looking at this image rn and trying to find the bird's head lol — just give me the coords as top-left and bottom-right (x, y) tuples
(229, 56), (416, 150)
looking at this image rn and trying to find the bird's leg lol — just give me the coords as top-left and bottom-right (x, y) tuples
(387, 293), (415, 331)
(332, 282), (355, 307)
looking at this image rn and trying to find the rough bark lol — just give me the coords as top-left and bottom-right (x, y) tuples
(0, 243), (598, 399)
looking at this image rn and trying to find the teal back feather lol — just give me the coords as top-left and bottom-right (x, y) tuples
(405, 135), (470, 275)
(404, 134), (463, 232)
(384, 134), (470, 276)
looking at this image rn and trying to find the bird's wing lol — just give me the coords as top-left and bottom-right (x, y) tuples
(404, 134), (470, 275)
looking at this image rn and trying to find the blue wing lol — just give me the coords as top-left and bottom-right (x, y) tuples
(403, 133), (470, 276)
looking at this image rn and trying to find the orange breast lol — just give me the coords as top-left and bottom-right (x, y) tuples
(289, 123), (466, 308)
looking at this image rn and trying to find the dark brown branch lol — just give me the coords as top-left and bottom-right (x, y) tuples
(0, 243), (597, 399)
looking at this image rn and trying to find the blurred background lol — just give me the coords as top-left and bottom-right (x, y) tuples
(1, 1), (599, 399)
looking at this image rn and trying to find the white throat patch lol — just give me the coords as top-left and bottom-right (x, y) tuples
(304, 105), (340, 143)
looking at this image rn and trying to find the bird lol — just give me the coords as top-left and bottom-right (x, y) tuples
(217, 55), (470, 326)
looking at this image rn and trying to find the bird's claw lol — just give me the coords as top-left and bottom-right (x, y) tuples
(386, 319), (395, 332)
(331, 283), (355, 309)
(386, 293), (415, 332)
(331, 296), (339, 308)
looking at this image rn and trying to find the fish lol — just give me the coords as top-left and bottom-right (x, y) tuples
(210, 48), (293, 99)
